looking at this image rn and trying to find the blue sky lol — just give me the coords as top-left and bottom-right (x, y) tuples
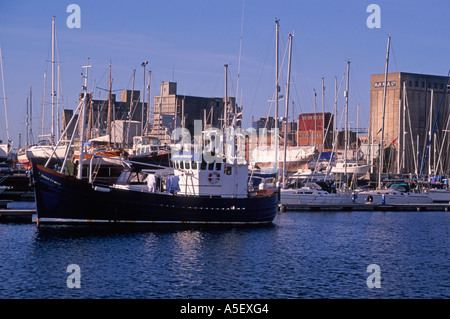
(0, 0), (449, 148)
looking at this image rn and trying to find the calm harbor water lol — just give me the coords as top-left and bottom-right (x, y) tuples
(0, 210), (448, 299)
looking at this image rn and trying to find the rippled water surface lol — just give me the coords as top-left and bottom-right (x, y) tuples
(0, 211), (448, 299)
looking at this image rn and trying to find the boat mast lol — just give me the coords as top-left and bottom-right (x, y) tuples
(26, 96), (29, 149)
(108, 61), (112, 144)
(77, 61), (91, 180)
(0, 45), (10, 144)
(322, 77), (325, 148)
(401, 81), (406, 173)
(313, 89), (317, 147)
(146, 69), (151, 135)
(29, 86), (33, 146)
(141, 61), (148, 136)
(41, 71), (46, 137)
(274, 18), (280, 179)
(51, 16), (56, 144)
(282, 32), (293, 188)
(224, 63), (228, 130)
(428, 89), (433, 176)
(344, 60), (350, 188)
(378, 36), (391, 189)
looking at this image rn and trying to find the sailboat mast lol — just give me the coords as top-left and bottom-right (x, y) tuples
(41, 72), (46, 137)
(30, 86), (33, 145)
(401, 81), (406, 173)
(26, 96), (29, 149)
(51, 16), (56, 144)
(344, 60), (350, 186)
(141, 61), (148, 136)
(322, 77), (325, 148)
(146, 69), (151, 135)
(282, 32), (293, 188)
(274, 19), (279, 179)
(378, 36), (391, 189)
(0, 45), (10, 143)
(108, 62), (112, 144)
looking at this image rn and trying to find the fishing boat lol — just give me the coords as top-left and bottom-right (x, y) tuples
(32, 151), (278, 225)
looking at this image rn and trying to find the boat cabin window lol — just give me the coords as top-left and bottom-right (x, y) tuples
(201, 161), (207, 170)
(192, 161), (197, 170)
(116, 170), (148, 185)
(180, 161), (184, 169)
(225, 165), (232, 175)
(185, 161), (190, 169)
(216, 163), (222, 171)
(208, 162), (214, 170)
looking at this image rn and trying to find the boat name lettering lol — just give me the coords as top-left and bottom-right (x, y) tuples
(41, 174), (61, 186)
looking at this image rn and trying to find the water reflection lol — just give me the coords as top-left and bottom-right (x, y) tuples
(0, 212), (448, 298)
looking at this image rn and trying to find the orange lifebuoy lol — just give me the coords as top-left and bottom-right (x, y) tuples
(208, 172), (220, 184)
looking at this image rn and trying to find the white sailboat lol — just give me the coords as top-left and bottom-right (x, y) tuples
(331, 160), (371, 179)
(354, 182), (432, 204)
(281, 182), (353, 205)
(276, 28), (352, 207)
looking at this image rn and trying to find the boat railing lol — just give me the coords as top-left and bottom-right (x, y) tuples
(85, 152), (171, 184)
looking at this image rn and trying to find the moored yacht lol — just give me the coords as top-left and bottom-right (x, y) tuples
(280, 180), (353, 205)
(354, 182), (433, 205)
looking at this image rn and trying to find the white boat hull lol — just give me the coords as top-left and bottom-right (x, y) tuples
(280, 188), (353, 205)
(26, 145), (69, 161)
(426, 189), (450, 203)
(354, 190), (432, 205)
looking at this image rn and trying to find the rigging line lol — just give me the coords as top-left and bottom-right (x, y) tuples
(245, 26), (275, 128)
(389, 39), (400, 73)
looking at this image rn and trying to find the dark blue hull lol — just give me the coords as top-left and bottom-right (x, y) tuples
(33, 164), (278, 225)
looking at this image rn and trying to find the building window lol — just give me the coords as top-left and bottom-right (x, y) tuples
(415, 81), (418, 87)
(434, 83), (437, 89)
(409, 81), (412, 87)
(422, 82), (425, 88)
